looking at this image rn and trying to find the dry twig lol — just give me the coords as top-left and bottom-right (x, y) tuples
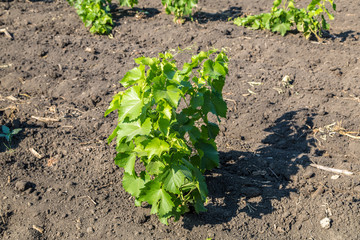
(32, 225), (44, 233)
(29, 148), (43, 159)
(310, 163), (354, 176)
(0, 28), (13, 40)
(31, 116), (60, 122)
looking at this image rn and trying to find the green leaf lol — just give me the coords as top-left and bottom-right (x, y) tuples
(182, 159), (208, 199)
(332, 3), (336, 11)
(120, 65), (145, 88)
(2, 126), (10, 134)
(195, 140), (219, 171)
(116, 140), (135, 153)
(288, 1), (295, 9)
(192, 191), (207, 213)
(211, 78), (225, 93)
(161, 165), (187, 194)
(271, 22), (291, 36)
(273, 0), (282, 8)
(153, 84), (181, 107)
(190, 92), (204, 109)
(163, 63), (177, 80)
(118, 86), (144, 121)
(146, 161), (166, 175)
(144, 138), (170, 160)
(203, 60), (226, 79)
(158, 117), (170, 135)
(139, 181), (175, 223)
(116, 118), (152, 142)
(114, 152), (136, 175)
(104, 93), (122, 116)
(107, 126), (119, 144)
(135, 57), (159, 69)
(201, 122), (219, 139)
(324, 8), (334, 20)
(188, 126), (201, 142)
(203, 91), (227, 118)
(10, 128), (21, 135)
(122, 173), (145, 198)
(119, 0), (138, 7)
(307, 0), (321, 11)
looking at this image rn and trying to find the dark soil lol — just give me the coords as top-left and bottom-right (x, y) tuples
(1, 0), (360, 239)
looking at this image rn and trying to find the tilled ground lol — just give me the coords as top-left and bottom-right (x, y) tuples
(0, 0), (360, 239)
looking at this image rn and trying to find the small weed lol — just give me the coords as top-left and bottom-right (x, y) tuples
(0, 125), (22, 150)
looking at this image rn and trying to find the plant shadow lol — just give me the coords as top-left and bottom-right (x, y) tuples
(182, 109), (315, 229)
(111, 6), (161, 27)
(331, 30), (359, 42)
(193, 6), (242, 24)
(0, 118), (42, 154)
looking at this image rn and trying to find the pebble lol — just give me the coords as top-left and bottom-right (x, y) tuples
(86, 227), (94, 233)
(15, 180), (30, 192)
(331, 175), (340, 180)
(320, 217), (331, 229)
(135, 213), (147, 224)
(303, 169), (315, 179)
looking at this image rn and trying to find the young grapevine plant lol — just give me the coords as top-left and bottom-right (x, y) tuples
(162, 0), (198, 23)
(105, 49), (228, 224)
(234, 0), (337, 40)
(67, 0), (113, 34)
(67, 0), (198, 34)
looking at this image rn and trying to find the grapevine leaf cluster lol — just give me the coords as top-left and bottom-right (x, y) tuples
(234, 0), (336, 40)
(162, 0), (198, 23)
(105, 50), (228, 224)
(67, 0), (113, 34)
(119, 0), (139, 8)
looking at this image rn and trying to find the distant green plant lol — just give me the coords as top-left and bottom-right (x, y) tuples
(162, 0), (198, 23)
(119, 0), (138, 7)
(234, 0), (337, 40)
(67, 0), (199, 34)
(67, 0), (113, 34)
(0, 125), (22, 150)
(105, 49), (228, 224)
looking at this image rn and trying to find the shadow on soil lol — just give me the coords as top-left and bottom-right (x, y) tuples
(183, 109), (316, 229)
(193, 7), (242, 24)
(332, 30), (360, 42)
(111, 7), (161, 27)
(0, 118), (42, 154)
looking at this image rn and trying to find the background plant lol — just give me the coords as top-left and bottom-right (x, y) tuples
(0, 125), (22, 150)
(67, 0), (113, 34)
(233, 0), (336, 40)
(67, 0), (199, 34)
(105, 49), (228, 224)
(162, 0), (198, 23)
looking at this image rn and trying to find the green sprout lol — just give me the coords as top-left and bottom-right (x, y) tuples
(0, 125), (22, 150)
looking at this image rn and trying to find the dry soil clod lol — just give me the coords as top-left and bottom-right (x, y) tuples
(0, 28), (13, 40)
